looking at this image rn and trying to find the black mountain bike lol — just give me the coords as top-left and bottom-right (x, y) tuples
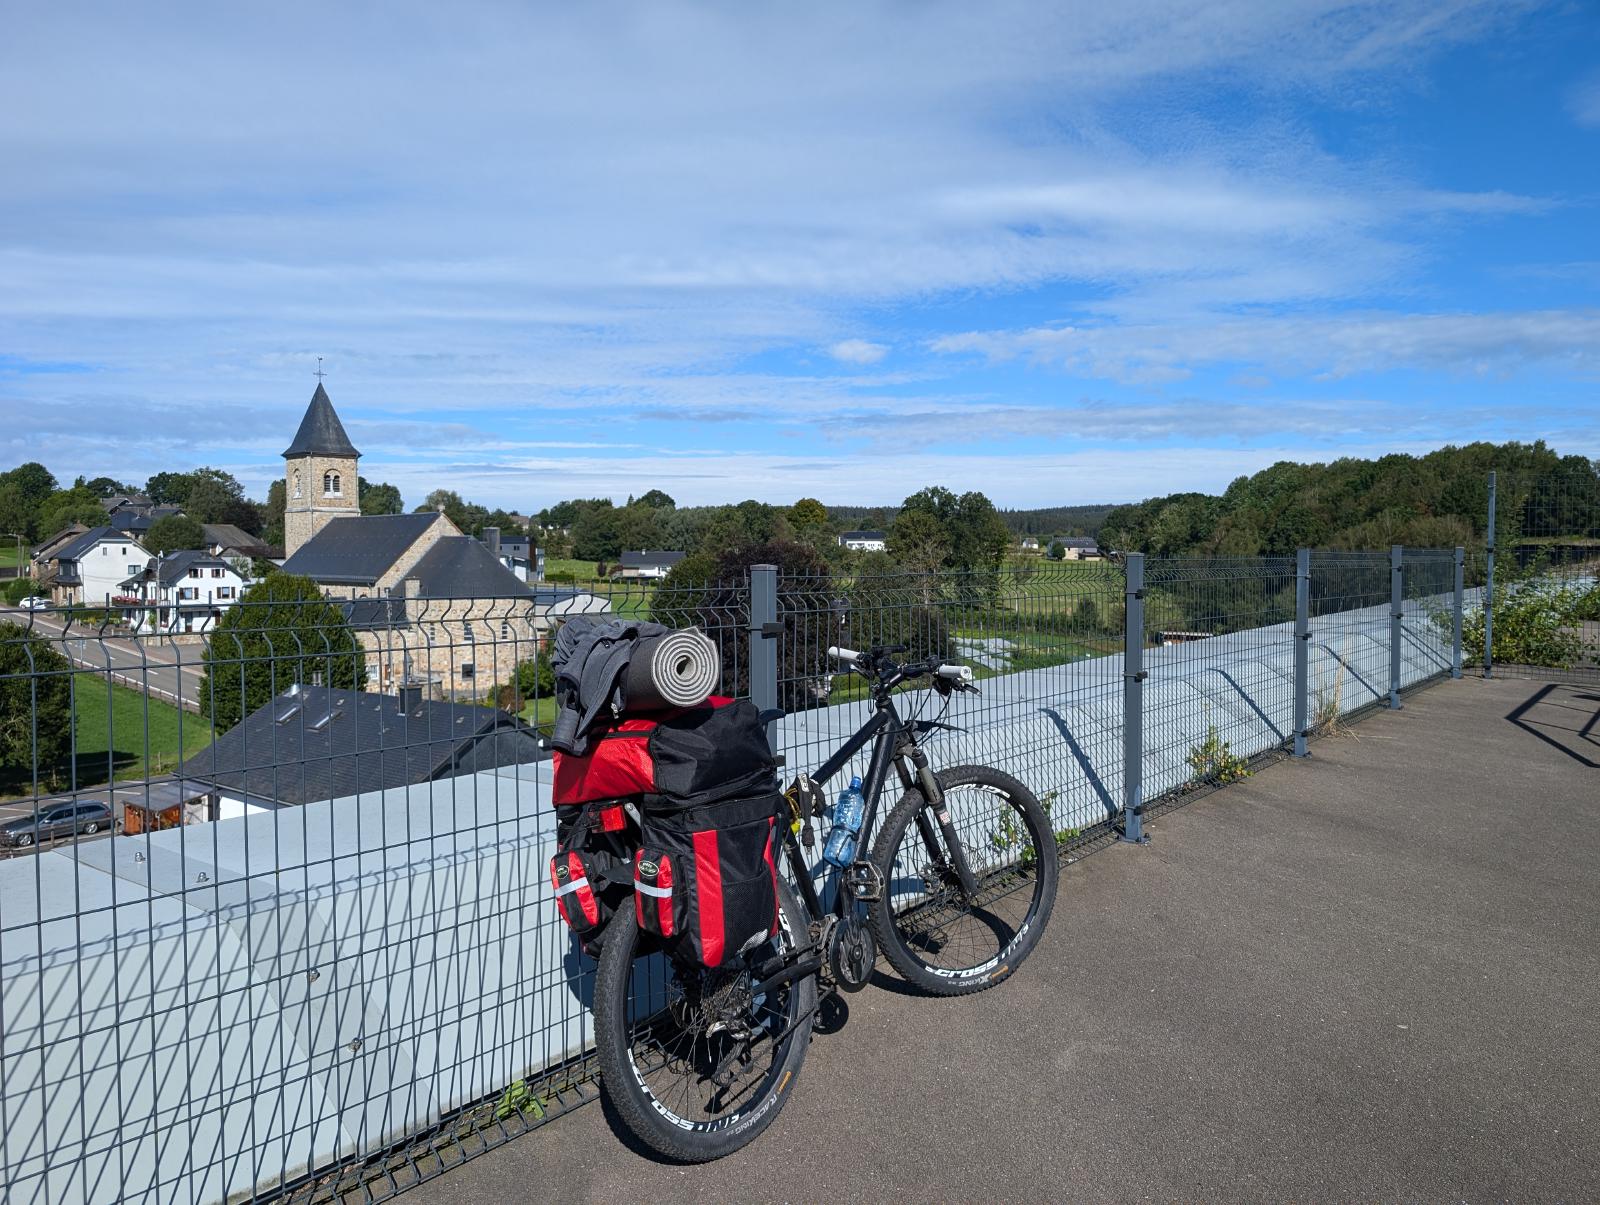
(593, 645), (1060, 1161)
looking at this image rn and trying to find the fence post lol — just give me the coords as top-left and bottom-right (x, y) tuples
(1485, 470), (1496, 679)
(1389, 544), (1403, 710)
(1120, 552), (1148, 844)
(1452, 545), (1464, 680)
(749, 563), (779, 751)
(1294, 547), (1310, 756)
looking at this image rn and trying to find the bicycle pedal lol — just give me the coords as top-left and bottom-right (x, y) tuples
(844, 860), (884, 902)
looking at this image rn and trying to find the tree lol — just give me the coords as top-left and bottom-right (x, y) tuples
(198, 574), (367, 732)
(571, 502), (623, 560)
(0, 462), (60, 539)
(789, 497), (829, 529)
(262, 479), (286, 548)
(144, 471), (194, 505)
(633, 489), (676, 510)
(1047, 541), (1065, 560)
(183, 468), (258, 530)
(359, 478), (404, 516)
(653, 540), (834, 711)
(0, 622), (74, 783)
(83, 476), (130, 497)
(145, 514), (207, 556)
(420, 488), (488, 535)
(37, 485), (106, 535)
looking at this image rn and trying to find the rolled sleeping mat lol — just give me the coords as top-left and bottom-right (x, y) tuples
(622, 628), (721, 711)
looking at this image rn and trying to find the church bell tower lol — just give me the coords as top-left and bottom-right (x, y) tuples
(282, 382), (360, 556)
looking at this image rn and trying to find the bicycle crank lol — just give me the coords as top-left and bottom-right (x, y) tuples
(828, 915), (877, 993)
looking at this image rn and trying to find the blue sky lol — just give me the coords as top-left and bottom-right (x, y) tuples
(1, 1), (1597, 509)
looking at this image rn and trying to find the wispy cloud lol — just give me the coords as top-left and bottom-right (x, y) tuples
(932, 309), (1600, 384)
(828, 339), (889, 365)
(1569, 72), (1600, 127)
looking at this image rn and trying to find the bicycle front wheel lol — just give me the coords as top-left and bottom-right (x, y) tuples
(868, 764), (1058, 995)
(593, 876), (815, 1162)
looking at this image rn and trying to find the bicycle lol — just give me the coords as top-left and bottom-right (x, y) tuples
(592, 644), (1060, 1161)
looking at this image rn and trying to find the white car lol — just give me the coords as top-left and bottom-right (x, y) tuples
(18, 596), (49, 611)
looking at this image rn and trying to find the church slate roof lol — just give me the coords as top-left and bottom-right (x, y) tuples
(279, 512), (443, 584)
(282, 383), (360, 459)
(407, 536), (534, 598)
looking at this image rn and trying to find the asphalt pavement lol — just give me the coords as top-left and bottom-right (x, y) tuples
(420, 676), (1599, 1202)
(2, 606), (204, 708)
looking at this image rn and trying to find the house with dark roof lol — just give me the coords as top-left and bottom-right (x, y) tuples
(837, 530), (888, 552)
(38, 526), (150, 606)
(202, 523), (281, 566)
(29, 523), (89, 577)
(479, 527), (534, 580)
(176, 684), (545, 817)
(116, 550), (248, 634)
(615, 550), (686, 579)
(1057, 537), (1103, 561)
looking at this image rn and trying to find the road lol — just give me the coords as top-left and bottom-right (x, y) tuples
(2, 606), (204, 709)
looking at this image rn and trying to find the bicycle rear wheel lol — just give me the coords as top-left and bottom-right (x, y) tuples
(868, 764), (1058, 995)
(594, 877), (814, 1161)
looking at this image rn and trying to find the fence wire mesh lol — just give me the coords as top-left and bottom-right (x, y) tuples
(0, 547), (1472, 1203)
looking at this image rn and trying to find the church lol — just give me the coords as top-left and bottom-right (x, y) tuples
(276, 384), (607, 697)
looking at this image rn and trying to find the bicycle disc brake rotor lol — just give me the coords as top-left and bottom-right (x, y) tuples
(828, 915), (877, 993)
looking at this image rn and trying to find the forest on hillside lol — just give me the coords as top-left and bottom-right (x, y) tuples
(829, 502), (1115, 537)
(1097, 442), (1600, 557)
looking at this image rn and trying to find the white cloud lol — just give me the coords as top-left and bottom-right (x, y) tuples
(1569, 74), (1600, 127)
(931, 309), (1600, 383)
(828, 339), (889, 365)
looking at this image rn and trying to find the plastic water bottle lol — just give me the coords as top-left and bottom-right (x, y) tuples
(823, 776), (865, 867)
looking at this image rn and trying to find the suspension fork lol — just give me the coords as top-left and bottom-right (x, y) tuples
(901, 740), (981, 900)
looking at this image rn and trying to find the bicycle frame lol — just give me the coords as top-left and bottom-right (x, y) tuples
(778, 691), (980, 928)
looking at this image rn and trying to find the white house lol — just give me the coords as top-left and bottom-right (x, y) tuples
(116, 550), (248, 634)
(41, 527), (151, 607)
(616, 549), (686, 579)
(837, 529), (887, 552)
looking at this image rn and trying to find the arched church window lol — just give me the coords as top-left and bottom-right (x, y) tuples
(292, 470), (302, 499)
(324, 471), (342, 497)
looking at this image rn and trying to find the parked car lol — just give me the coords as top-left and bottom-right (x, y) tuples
(1, 802), (114, 847)
(18, 596), (49, 610)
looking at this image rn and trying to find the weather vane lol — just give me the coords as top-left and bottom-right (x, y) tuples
(314, 356), (325, 382)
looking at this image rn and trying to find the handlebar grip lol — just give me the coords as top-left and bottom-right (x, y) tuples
(937, 664), (974, 683)
(827, 646), (861, 667)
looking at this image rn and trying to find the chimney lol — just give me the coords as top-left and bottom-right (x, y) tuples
(484, 526), (500, 559)
(398, 682), (423, 715)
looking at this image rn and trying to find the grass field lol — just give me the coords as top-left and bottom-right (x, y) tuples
(0, 678), (213, 798)
(0, 542), (26, 569)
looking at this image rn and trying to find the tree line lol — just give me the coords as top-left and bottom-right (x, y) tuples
(1097, 441), (1600, 557)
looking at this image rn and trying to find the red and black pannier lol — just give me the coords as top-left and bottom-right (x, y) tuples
(548, 800), (636, 955)
(548, 697), (784, 967)
(634, 791), (784, 967)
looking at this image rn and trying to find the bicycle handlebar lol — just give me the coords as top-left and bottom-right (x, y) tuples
(827, 646), (974, 687)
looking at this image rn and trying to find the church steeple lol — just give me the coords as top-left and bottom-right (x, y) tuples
(282, 382), (360, 459)
(282, 382), (360, 557)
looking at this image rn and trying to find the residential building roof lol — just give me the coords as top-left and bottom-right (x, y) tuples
(1059, 537), (1099, 549)
(51, 526), (143, 562)
(618, 549), (686, 570)
(32, 523), (89, 559)
(281, 383), (360, 459)
(407, 536), (534, 598)
(119, 550), (239, 589)
(100, 493), (151, 512)
(202, 523), (275, 557)
(279, 512), (444, 584)
(178, 684), (543, 808)
(109, 505), (182, 534)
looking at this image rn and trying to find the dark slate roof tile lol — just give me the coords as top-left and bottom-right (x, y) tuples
(282, 383), (360, 458)
(407, 536), (534, 598)
(279, 512), (442, 584)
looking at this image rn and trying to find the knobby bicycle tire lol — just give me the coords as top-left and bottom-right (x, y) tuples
(868, 764), (1059, 996)
(593, 877), (815, 1162)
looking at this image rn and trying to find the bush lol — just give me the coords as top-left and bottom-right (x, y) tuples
(1460, 577), (1591, 669)
(544, 571), (576, 584)
(0, 621), (74, 780)
(4, 577), (39, 604)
